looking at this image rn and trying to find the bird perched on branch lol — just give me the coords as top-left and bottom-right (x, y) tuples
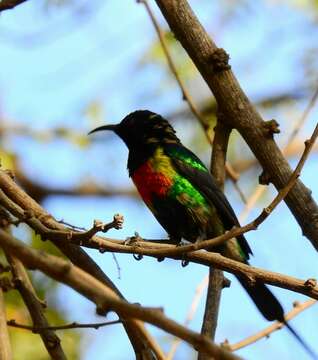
(89, 110), (316, 358)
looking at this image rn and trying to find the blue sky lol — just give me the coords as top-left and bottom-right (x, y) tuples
(1, 1), (318, 359)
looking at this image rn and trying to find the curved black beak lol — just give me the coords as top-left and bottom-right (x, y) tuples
(88, 124), (118, 135)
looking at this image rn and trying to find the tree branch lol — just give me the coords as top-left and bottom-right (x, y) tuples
(167, 276), (209, 359)
(223, 299), (317, 351)
(7, 319), (122, 332)
(0, 229), (241, 360)
(153, 0), (318, 249)
(199, 115), (232, 357)
(6, 254), (67, 360)
(0, 0), (27, 11)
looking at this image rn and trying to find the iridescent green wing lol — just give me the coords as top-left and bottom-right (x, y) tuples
(164, 143), (252, 259)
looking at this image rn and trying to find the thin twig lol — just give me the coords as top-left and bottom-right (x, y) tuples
(223, 299), (317, 351)
(111, 253), (121, 280)
(7, 319), (122, 332)
(285, 83), (318, 148)
(167, 276), (209, 360)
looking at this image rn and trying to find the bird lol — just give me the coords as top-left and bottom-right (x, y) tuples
(89, 109), (316, 358)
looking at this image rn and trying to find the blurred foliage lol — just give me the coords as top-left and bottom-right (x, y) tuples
(6, 296), (80, 360)
(139, 30), (198, 87)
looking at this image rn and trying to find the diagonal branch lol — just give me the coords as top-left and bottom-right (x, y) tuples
(224, 299), (317, 351)
(5, 254), (67, 359)
(167, 276), (209, 359)
(153, 0), (318, 249)
(0, 0), (28, 11)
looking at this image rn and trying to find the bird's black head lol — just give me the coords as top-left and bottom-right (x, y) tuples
(88, 110), (180, 150)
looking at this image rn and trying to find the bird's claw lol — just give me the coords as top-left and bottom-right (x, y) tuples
(133, 254), (143, 261)
(124, 231), (142, 245)
(181, 258), (189, 267)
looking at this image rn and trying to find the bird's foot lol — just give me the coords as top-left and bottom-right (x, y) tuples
(124, 232), (143, 261)
(181, 257), (189, 267)
(124, 231), (143, 245)
(168, 238), (190, 266)
(176, 239), (188, 247)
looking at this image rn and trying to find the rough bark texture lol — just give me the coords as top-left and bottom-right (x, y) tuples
(154, 0), (318, 249)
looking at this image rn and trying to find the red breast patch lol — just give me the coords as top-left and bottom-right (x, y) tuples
(132, 161), (173, 204)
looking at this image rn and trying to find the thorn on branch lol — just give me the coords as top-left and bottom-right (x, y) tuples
(4, 169), (15, 179)
(209, 48), (231, 73)
(23, 209), (35, 219)
(96, 305), (109, 316)
(222, 277), (231, 289)
(263, 119), (280, 138)
(124, 231), (142, 245)
(304, 278), (317, 289)
(220, 339), (230, 349)
(259, 170), (271, 185)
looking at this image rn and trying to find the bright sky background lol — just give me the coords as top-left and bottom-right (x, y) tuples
(1, 1), (318, 359)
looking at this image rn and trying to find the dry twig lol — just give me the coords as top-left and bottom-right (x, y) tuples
(223, 299), (317, 351)
(7, 319), (122, 332)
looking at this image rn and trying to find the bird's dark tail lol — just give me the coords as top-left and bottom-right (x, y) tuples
(238, 277), (317, 359)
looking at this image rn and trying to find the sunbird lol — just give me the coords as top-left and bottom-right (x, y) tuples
(89, 110), (316, 358)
